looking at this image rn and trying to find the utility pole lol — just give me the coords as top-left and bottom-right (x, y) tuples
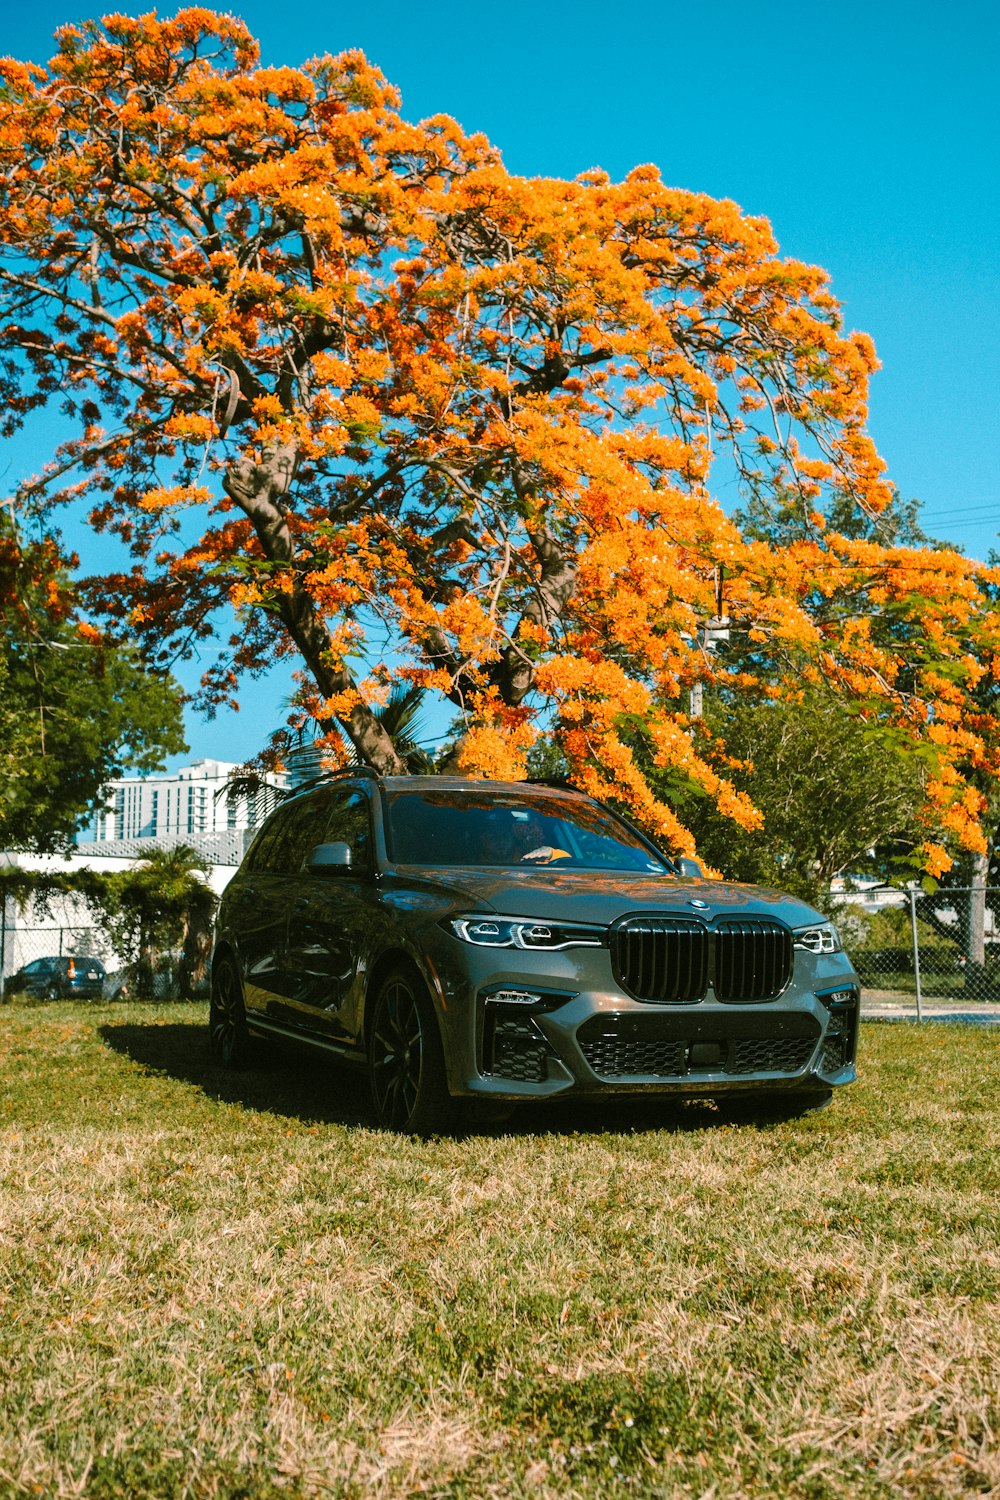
(689, 567), (730, 719)
(0, 888), (8, 1003)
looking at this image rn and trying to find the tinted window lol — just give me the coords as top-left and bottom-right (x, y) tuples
(324, 790), (372, 871)
(242, 816), (282, 873)
(387, 790), (670, 872)
(249, 795), (327, 875)
(270, 796), (330, 875)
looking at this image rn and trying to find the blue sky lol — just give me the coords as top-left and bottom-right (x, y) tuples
(3, 0), (999, 764)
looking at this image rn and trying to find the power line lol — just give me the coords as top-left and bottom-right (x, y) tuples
(920, 502), (999, 522)
(923, 519), (998, 534)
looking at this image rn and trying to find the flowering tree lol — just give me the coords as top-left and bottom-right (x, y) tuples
(0, 9), (996, 864)
(0, 511), (185, 850)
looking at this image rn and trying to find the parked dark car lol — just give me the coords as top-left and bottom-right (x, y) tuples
(210, 774), (860, 1133)
(8, 954), (107, 1001)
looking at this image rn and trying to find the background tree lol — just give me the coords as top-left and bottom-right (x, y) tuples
(0, 512), (186, 851)
(910, 561), (1000, 973)
(1, 11), (997, 866)
(0, 852), (214, 1000)
(655, 695), (931, 909)
(532, 692), (930, 908)
(100, 845), (216, 999)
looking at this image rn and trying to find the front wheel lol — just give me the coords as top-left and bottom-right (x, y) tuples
(368, 968), (453, 1136)
(209, 957), (251, 1068)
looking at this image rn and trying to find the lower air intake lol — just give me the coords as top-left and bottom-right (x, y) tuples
(577, 1013), (820, 1080)
(482, 1011), (550, 1083)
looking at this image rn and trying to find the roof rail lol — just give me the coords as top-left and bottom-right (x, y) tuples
(287, 764), (384, 796)
(525, 776), (581, 792)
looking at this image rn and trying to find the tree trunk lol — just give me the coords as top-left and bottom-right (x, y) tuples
(224, 445), (407, 774)
(136, 922), (156, 999)
(495, 525), (578, 707)
(179, 898), (214, 998)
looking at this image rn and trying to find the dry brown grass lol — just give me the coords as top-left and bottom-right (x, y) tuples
(0, 1001), (997, 1497)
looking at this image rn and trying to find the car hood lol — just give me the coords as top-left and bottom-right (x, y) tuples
(387, 864), (824, 929)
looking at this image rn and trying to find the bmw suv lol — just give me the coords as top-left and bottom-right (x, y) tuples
(210, 773), (860, 1132)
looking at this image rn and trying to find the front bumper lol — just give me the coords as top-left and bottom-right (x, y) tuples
(429, 937), (859, 1102)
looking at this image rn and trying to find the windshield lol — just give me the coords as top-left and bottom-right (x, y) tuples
(386, 789), (672, 873)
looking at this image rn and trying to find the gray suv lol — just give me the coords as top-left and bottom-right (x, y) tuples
(210, 774), (859, 1132)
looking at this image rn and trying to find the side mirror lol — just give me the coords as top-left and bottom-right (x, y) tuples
(307, 841), (353, 875)
(677, 856), (704, 879)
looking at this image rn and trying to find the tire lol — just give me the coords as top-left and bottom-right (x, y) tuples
(209, 956), (252, 1068)
(44, 983), (61, 1003)
(367, 966), (453, 1136)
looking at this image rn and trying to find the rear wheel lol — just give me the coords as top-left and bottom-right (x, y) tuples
(209, 957), (251, 1068)
(368, 967), (453, 1136)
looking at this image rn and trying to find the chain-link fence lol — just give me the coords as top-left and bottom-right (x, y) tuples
(0, 923), (114, 1000)
(0, 922), (191, 1001)
(842, 886), (1000, 1017)
(1, 914), (203, 1001)
(6, 891), (999, 1014)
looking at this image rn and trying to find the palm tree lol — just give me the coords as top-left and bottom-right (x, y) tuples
(121, 844), (216, 999)
(225, 683), (439, 810)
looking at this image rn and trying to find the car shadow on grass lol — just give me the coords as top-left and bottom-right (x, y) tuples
(99, 1020), (736, 1138)
(99, 1022), (374, 1129)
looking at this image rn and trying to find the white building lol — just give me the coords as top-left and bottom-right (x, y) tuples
(1, 761), (288, 989)
(89, 758), (284, 843)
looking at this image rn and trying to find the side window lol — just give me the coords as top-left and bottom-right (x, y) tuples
(242, 813), (283, 873)
(325, 790), (372, 872)
(22, 960), (45, 976)
(268, 796), (328, 875)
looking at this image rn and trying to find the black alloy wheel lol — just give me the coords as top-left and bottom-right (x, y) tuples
(368, 968), (452, 1136)
(44, 982), (61, 1002)
(209, 957), (251, 1067)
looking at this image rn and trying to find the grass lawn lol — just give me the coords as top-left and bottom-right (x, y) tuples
(0, 1002), (997, 1499)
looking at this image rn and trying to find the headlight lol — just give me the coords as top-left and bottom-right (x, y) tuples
(448, 916), (604, 950)
(792, 922), (842, 955)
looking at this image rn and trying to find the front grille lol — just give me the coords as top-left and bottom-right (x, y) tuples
(577, 1013), (820, 1080)
(483, 1012), (550, 1082)
(714, 920), (792, 1001)
(610, 914), (792, 1005)
(728, 1036), (816, 1074)
(610, 918), (709, 1003)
